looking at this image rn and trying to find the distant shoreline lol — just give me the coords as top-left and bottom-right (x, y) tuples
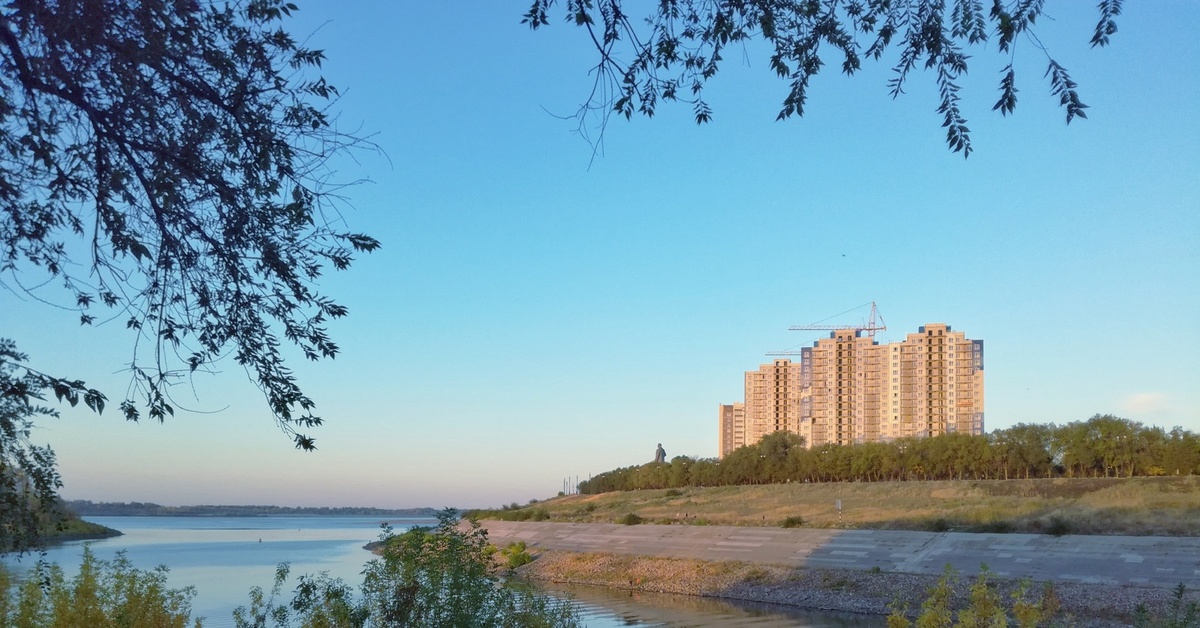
(66, 500), (440, 518)
(46, 529), (123, 543)
(82, 513), (439, 518)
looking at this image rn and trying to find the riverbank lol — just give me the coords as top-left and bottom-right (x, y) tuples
(472, 477), (1200, 536)
(516, 549), (1193, 627)
(43, 518), (123, 543)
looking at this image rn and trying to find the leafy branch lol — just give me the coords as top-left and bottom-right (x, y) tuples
(526, 0), (1122, 156)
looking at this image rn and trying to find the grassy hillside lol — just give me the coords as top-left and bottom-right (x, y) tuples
(472, 476), (1200, 536)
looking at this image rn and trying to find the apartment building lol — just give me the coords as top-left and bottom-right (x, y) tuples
(744, 359), (807, 446)
(889, 324), (985, 439)
(718, 402), (746, 458)
(718, 323), (983, 456)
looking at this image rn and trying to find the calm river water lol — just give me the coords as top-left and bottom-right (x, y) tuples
(3, 516), (880, 627)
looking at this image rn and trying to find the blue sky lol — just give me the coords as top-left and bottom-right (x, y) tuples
(2, 2), (1197, 508)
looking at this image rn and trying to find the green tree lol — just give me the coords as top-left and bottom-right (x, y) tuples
(0, 339), (104, 554)
(721, 442), (764, 485)
(688, 457), (722, 487)
(667, 455), (693, 488)
(1055, 420), (1102, 477)
(757, 430), (804, 483)
(1087, 414), (1139, 477)
(999, 423), (1054, 479)
(1137, 425), (1168, 476)
(525, 0), (1121, 155)
(850, 441), (880, 482)
(1, 0), (377, 553)
(1163, 427), (1200, 476)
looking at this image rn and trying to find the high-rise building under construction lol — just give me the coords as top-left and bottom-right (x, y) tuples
(718, 323), (984, 456)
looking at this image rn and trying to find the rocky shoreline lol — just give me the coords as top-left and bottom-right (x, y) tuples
(515, 549), (1197, 627)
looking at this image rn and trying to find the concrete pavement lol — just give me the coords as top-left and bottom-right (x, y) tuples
(479, 520), (1200, 588)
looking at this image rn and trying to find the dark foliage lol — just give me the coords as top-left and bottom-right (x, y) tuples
(0, 0), (378, 451)
(525, 0), (1121, 156)
(0, 339), (105, 554)
(779, 515), (804, 528)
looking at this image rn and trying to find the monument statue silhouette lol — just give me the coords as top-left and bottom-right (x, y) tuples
(654, 443), (666, 464)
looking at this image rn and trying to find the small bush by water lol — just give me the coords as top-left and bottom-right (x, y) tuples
(235, 509), (579, 627)
(500, 541), (534, 569)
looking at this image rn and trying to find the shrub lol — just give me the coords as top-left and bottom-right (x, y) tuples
(743, 567), (772, 583)
(1135, 584), (1199, 628)
(500, 542), (534, 569)
(914, 565), (955, 627)
(978, 520), (1015, 534)
(819, 572), (854, 591)
(888, 567), (1063, 628)
(619, 513), (644, 525)
(1045, 516), (1073, 537)
(236, 510), (580, 627)
(780, 515), (804, 528)
(956, 568), (1006, 628)
(0, 547), (200, 627)
(1013, 580), (1061, 628)
(506, 508), (550, 522)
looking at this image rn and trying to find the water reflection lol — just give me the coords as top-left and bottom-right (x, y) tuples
(3, 516), (885, 627)
(3, 515), (413, 628)
(544, 581), (885, 627)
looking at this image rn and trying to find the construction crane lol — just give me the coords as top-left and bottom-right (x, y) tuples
(766, 301), (887, 356)
(790, 301), (886, 336)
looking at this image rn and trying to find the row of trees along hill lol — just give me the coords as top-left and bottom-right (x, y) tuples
(579, 415), (1200, 494)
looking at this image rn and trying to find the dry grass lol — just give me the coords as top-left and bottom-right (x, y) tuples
(483, 476), (1200, 536)
(518, 550), (791, 595)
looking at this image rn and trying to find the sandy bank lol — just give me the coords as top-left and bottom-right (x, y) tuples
(515, 549), (1196, 627)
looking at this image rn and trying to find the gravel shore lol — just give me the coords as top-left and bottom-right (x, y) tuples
(516, 549), (1198, 627)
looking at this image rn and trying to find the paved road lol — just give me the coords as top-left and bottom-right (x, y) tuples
(480, 521), (1200, 588)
